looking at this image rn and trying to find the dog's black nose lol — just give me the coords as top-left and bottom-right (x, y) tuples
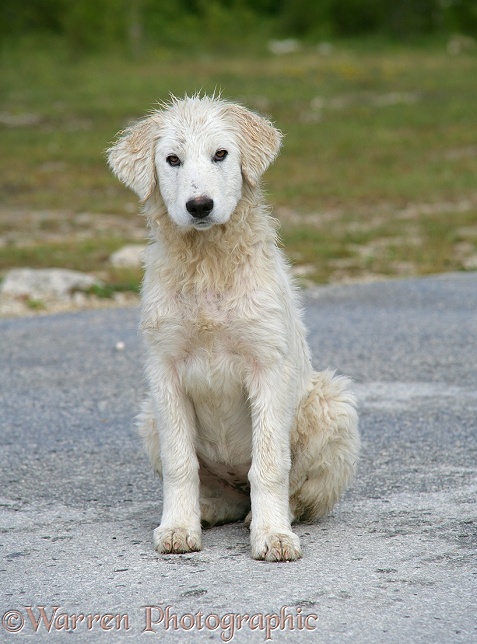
(186, 197), (214, 219)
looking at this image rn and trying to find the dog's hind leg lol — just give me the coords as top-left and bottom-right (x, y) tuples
(199, 469), (251, 528)
(138, 399), (251, 527)
(289, 370), (360, 522)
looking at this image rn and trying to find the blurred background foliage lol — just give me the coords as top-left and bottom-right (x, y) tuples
(2, 0), (477, 55)
(1, 1), (477, 293)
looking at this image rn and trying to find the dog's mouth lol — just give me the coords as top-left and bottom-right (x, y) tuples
(192, 220), (214, 230)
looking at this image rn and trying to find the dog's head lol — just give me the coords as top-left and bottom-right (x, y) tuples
(107, 95), (282, 231)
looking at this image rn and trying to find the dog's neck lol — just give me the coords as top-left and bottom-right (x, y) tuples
(142, 184), (279, 294)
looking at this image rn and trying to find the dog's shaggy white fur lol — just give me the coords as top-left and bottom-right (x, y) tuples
(108, 95), (360, 561)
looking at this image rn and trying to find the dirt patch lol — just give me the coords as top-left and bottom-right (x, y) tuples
(0, 290), (139, 318)
(0, 208), (146, 248)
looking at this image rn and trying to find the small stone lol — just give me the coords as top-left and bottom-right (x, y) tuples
(72, 292), (87, 305)
(462, 256), (477, 270)
(109, 244), (145, 268)
(267, 39), (300, 55)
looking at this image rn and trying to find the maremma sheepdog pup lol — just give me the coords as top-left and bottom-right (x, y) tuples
(108, 95), (360, 561)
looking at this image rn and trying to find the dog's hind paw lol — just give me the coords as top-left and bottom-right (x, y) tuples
(154, 526), (202, 554)
(251, 530), (302, 562)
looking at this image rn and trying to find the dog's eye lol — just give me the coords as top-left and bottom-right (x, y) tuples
(213, 149), (228, 162)
(166, 155), (181, 167)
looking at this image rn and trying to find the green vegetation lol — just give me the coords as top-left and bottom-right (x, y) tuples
(2, 1), (477, 55)
(26, 298), (46, 311)
(1, 36), (477, 289)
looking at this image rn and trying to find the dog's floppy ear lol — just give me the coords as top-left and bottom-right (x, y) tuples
(228, 105), (282, 187)
(107, 115), (160, 202)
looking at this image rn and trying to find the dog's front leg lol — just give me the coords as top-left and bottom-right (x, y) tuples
(247, 369), (302, 562)
(148, 370), (201, 555)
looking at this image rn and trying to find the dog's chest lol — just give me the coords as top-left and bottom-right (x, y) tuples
(191, 289), (230, 334)
(147, 288), (282, 369)
(173, 291), (258, 464)
(144, 289), (283, 465)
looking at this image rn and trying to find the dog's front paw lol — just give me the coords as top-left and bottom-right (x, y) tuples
(154, 526), (202, 554)
(251, 530), (302, 562)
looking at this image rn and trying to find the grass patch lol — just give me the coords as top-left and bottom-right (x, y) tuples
(26, 298), (46, 311)
(91, 269), (142, 297)
(1, 39), (476, 287)
(282, 205), (477, 283)
(0, 238), (130, 272)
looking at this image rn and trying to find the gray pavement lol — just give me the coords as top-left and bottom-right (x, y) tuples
(1, 272), (476, 642)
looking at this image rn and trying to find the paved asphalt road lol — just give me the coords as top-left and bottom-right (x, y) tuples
(1, 272), (476, 642)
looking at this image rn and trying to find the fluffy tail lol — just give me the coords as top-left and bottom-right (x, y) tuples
(289, 369), (360, 522)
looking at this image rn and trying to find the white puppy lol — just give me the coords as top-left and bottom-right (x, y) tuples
(108, 95), (360, 561)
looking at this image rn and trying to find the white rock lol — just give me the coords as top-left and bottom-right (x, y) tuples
(463, 256), (477, 270)
(447, 34), (476, 56)
(267, 39), (300, 55)
(109, 244), (145, 268)
(0, 268), (101, 300)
